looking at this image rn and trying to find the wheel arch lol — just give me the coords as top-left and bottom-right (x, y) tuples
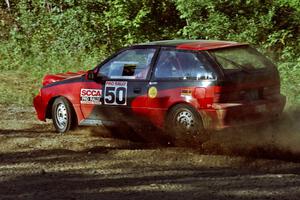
(166, 102), (213, 130)
(164, 101), (210, 144)
(165, 101), (203, 124)
(46, 96), (58, 119)
(46, 96), (75, 120)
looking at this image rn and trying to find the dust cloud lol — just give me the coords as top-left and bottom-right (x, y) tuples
(86, 107), (300, 161)
(272, 109), (300, 153)
(201, 108), (300, 161)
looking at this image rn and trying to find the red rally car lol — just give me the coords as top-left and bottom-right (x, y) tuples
(34, 40), (286, 141)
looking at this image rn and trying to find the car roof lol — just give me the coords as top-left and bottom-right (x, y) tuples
(137, 39), (247, 51)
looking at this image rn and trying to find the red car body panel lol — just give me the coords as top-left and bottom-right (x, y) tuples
(34, 81), (84, 123)
(33, 40), (286, 132)
(42, 71), (86, 86)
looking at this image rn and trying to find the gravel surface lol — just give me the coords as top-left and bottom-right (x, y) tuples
(0, 105), (300, 200)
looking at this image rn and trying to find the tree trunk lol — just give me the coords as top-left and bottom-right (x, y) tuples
(5, 0), (10, 11)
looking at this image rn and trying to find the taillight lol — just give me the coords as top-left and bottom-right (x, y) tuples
(262, 85), (281, 100)
(212, 86), (228, 103)
(212, 86), (240, 103)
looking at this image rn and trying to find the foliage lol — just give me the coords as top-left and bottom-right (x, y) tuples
(278, 59), (300, 107)
(0, 0), (184, 70)
(175, 0), (300, 60)
(0, 0), (299, 106)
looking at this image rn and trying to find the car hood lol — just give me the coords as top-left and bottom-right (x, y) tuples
(42, 70), (86, 86)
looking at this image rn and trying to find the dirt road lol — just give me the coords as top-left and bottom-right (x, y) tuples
(0, 105), (300, 200)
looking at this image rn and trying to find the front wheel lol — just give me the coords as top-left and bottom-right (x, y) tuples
(52, 97), (77, 133)
(166, 104), (209, 145)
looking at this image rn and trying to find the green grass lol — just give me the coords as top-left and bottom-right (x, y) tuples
(0, 44), (109, 106)
(0, 71), (36, 106)
(0, 52), (102, 106)
(278, 61), (300, 108)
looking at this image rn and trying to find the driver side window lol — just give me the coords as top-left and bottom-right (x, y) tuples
(98, 48), (156, 80)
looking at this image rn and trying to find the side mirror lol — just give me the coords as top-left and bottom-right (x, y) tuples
(86, 70), (96, 80)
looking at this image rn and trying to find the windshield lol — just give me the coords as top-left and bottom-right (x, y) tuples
(209, 46), (275, 72)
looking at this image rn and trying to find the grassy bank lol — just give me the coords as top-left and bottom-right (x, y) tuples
(0, 52), (101, 106)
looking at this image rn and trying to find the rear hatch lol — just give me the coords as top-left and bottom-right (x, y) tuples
(209, 45), (281, 103)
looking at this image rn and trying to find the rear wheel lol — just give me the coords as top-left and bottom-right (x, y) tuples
(52, 97), (77, 133)
(166, 104), (209, 145)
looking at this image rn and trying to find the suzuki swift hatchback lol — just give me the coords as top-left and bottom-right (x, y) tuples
(34, 40), (286, 141)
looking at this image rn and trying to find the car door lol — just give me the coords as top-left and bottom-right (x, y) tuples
(80, 47), (158, 124)
(145, 48), (218, 128)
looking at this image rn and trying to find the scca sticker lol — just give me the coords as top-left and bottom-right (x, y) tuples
(80, 89), (102, 105)
(104, 81), (127, 105)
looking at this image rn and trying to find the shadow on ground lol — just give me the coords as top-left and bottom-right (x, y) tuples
(0, 159), (300, 200)
(1, 109), (300, 199)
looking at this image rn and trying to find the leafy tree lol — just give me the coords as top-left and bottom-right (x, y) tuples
(175, 0), (300, 61)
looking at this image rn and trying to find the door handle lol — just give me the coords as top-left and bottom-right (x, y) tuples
(133, 88), (141, 94)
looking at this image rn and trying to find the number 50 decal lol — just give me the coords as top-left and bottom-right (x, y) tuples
(104, 81), (127, 105)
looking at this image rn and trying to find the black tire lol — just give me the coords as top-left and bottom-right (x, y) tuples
(165, 104), (209, 145)
(52, 97), (77, 133)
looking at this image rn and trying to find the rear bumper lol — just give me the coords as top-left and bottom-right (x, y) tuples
(200, 95), (286, 130)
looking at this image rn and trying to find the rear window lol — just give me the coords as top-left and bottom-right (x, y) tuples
(209, 46), (275, 72)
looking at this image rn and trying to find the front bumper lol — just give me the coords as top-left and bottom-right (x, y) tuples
(200, 95), (286, 130)
(33, 92), (46, 121)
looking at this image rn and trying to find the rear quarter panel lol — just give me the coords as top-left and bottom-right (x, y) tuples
(139, 80), (218, 128)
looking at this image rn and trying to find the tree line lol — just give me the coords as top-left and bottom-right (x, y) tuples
(0, 0), (299, 105)
(1, 0), (299, 62)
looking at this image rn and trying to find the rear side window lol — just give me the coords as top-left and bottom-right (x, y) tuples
(154, 50), (215, 80)
(210, 46), (275, 72)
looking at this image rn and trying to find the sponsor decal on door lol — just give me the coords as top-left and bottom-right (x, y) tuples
(80, 89), (102, 105)
(104, 81), (127, 105)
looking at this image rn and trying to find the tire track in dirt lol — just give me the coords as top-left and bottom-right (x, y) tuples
(1, 105), (300, 199)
